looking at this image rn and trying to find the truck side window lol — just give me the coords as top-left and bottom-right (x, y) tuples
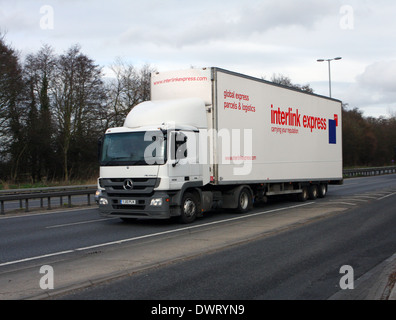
(171, 132), (188, 160)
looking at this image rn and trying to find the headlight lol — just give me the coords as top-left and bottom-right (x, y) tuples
(99, 197), (108, 205)
(150, 198), (163, 206)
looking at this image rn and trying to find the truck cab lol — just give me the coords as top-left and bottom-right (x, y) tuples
(97, 98), (211, 223)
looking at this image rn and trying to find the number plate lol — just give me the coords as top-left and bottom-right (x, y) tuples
(120, 199), (136, 205)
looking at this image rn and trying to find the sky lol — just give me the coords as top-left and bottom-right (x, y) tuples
(1, 0), (396, 118)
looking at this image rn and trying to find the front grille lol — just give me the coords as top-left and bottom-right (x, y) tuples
(100, 178), (159, 196)
(107, 192), (154, 198)
(100, 178), (159, 211)
(107, 178), (150, 183)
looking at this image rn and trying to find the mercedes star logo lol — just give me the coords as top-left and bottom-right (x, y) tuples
(123, 179), (134, 190)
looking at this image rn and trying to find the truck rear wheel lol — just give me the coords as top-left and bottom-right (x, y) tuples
(308, 185), (318, 200)
(179, 192), (199, 224)
(297, 187), (309, 202)
(318, 184), (327, 198)
(236, 187), (252, 213)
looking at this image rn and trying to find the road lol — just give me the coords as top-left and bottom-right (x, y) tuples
(61, 194), (396, 300)
(0, 174), (396, 300)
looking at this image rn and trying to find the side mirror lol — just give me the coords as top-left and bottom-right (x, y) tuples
(98, 135), (103, 162)
(173, 132), (179, 167)
(171, 132), (188, 167)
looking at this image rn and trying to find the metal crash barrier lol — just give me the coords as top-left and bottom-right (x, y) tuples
(343, 166), (396, 178)
(0, 185), (96, 215)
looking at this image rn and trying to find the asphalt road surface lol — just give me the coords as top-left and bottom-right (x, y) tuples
(0, 174), (396, 300)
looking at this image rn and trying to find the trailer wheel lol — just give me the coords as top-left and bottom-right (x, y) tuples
(236, 187), (252, 213)
(297, 187), (309, 202)
(308, 185), (318, 200)
(179, 192), (199, 224)
(318, 184), (327, 198)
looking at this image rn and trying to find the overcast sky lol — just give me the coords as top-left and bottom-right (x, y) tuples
(1, 0), (396, 118)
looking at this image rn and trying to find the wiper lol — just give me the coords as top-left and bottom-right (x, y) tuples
(100, 157), (128, 166)
(101, 160), (118, 166)
(128, 160), (148, 165)
(100, 159), (148, 166)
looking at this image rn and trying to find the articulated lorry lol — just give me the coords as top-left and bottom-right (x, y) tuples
(97, 67), (343, 223)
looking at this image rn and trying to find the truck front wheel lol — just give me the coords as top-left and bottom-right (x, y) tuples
(179, 192), (199, 224)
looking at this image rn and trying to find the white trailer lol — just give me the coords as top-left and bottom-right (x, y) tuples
(97, 67), (343, 223)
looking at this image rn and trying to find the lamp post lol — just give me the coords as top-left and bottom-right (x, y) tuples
(317, 57), (342, 98)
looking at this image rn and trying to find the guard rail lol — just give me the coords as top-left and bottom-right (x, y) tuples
(343, 166), (396, 178)
(0, 185), (97, 215)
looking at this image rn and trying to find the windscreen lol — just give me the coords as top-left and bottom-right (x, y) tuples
(100, 131), (166, 166)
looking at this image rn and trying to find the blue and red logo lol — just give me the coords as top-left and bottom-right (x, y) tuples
(270, 105), (339, 145)
(328, 114), (338, 144)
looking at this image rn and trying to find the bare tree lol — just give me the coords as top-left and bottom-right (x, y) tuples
(0, 32), (25, 180)
(105, 59), (156, 127)
(270, 73), (314, 93)
(51, 44), (106, 181)
(23, 44), (57, 181)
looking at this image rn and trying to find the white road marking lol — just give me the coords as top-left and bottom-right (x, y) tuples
(46, 218), (117, 229)
(0, 202), (314, 267)
(328, 201), (357, 206)
(378, 192), (396, 201)
(350, 195), (379, 199)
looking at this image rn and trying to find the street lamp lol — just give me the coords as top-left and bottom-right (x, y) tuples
(317, 57), (342, 98)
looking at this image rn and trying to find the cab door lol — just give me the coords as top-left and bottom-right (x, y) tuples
(168, 131), (201, 190)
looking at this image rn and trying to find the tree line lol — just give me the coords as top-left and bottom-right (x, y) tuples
(0, 34), (155, 183)
(342, 106), (396, 167)
(1, 34), (395, 184)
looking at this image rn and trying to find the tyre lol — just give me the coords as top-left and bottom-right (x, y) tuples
(179, 192), (199, 224)
(236, 187), (252, 213)
(318, 184), (327, 198)
(308, 185), (318, 200)
(297, 187), (309, 202)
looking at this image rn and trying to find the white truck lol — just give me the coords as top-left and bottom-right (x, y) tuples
(97, 67), (343, 223)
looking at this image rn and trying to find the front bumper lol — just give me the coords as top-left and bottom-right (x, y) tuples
(98, 190), (171, 219)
